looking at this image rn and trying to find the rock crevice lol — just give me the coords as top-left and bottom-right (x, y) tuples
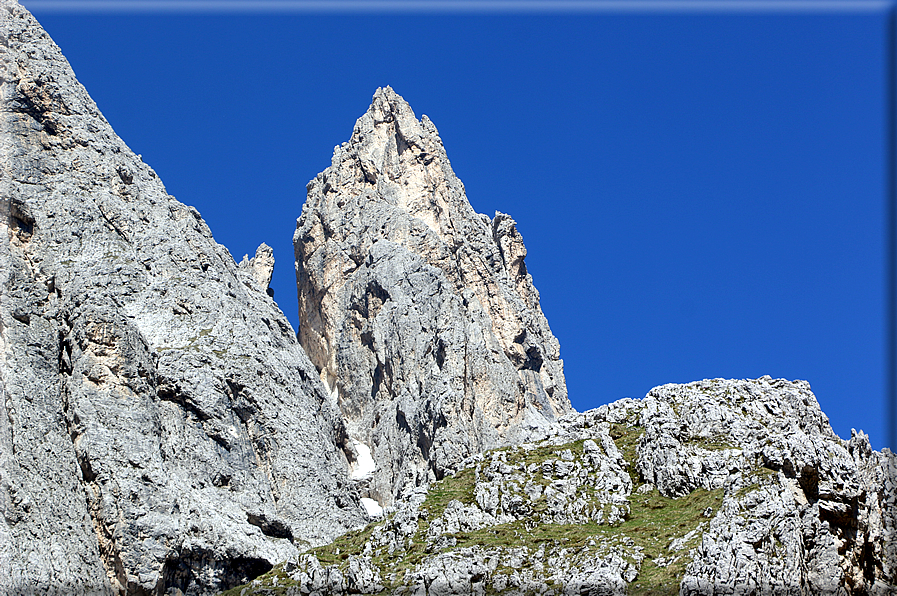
(236, 377), (897, 596)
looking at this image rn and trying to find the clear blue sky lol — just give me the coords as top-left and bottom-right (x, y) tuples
(26, 1), (893, 449)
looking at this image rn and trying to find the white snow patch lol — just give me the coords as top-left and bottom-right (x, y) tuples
(350, 441), (376, 480)
(320, 371), (340, 404)
(360, 497), (384, 518)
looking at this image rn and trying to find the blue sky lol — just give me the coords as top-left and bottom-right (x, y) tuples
(25, 1), (893, 449)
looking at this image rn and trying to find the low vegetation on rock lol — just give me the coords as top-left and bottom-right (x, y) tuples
(223, 377), (896, 595)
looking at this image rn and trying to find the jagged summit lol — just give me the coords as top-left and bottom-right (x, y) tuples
(5, 5), (895, 595)
(338, 85), (459, 237)
(295, 87), (572, 507)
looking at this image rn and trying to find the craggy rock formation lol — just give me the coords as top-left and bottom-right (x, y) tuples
(294, 87), (572, 508)
(239, 243), (275, 295)
(639, 378), (896, 594)
(232, 377), (897, 596)
(0, 3), (365, 595)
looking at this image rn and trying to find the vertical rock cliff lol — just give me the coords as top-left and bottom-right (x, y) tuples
(0, 3), (365, 595)
(294, 87), (572, 507)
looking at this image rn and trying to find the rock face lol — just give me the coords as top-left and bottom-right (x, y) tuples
(294, 87), (572, 508)
(233, 377), (897, 596)
(0, 3), (365, 595)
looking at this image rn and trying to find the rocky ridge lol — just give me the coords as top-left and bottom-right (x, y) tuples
(294, 87), (572, 508)
(0, 3), (365, 595)
(227, 377), (897, 595)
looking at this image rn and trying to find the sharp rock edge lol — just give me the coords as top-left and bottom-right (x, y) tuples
(0, 2), (895, 596)
(230, 377), (897, 596)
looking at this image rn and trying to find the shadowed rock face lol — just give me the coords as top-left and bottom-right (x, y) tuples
(294, 87), (572, 507)
(0, 3), (365, 595)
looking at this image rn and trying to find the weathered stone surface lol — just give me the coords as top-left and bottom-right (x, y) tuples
(0, 3), (365, 595)
(234, 377), (896, 596)
(637, 378), (897, 596)
(294, 86), (572, 508)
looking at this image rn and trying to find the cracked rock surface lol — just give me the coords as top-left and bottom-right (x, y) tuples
(294, 87), (572, 508)
(0, 3), (365, 595)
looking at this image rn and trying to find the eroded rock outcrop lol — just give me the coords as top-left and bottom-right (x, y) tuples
(0, 3), (365, 595)
(233, 377), (897, 596)
(294, 87), (572, 508)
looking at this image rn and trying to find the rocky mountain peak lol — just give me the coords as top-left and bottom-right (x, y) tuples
(341, 85), (455, 238)
(295, 87), (571, 507)
(239, 243), (275, 293)
(232, 376), (897, 596)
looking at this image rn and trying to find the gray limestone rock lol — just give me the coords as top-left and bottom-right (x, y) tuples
(637, 378), (897, 596)
(294, 86), (572, 508)
(239, 243), (275, 294)
(0, 3), (365, 595)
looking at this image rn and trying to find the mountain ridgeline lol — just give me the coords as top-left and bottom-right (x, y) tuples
(0, 3), (893, 595)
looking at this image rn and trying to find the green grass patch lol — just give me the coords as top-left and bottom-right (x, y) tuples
(505, 440), (586, 468)
(627, 560), (685, 596)
(735, 466), (778, 498)
(371, 534), (431, 589)
(621, 487), (723, 595)
(421, 468), (476, 520)
(218, 564), (297, 596)
(605, 418), (723, 594)
(451, 520), (605, 551)
(310, 522), (382, 567)
(618, 487), (721, 551)
(366, 468), (478, 590)
(374, 545), (418, 578)
(609, 423), (643, 485)
(220, 425), (727, 596)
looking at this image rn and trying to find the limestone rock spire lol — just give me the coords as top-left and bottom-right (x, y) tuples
(295, 86), (572, 505)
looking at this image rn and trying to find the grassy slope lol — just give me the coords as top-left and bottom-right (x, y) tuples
(220, 418), (726, 595)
